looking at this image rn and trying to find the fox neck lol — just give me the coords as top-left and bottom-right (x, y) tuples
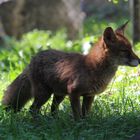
(86, 37), (118, 76)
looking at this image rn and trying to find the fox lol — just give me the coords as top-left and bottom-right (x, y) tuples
(2, 21), (140, 120)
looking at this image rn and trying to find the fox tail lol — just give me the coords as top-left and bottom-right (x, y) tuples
(2, 69), (32, 112)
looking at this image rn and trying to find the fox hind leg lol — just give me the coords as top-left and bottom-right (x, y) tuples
(30, 85), (52, 117)
(51, 95), (65, 116)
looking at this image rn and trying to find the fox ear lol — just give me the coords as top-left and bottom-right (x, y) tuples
(115, 20), (129, 35)
(103, 27), (116, 45)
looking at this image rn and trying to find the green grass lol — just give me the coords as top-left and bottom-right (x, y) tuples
(1, 66), (140, 140)
(1, 21), (140, 140)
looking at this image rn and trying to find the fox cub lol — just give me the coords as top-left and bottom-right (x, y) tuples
(2, 22), (140, 120)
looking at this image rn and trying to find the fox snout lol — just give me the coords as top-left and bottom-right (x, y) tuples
(128, 52), (140, 67)
(119, 50), (140, 67)
(129, 59), (139, 67)
(139, 58), (140, 64)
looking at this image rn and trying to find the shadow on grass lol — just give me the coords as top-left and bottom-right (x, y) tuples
(0, 105), (140, 140)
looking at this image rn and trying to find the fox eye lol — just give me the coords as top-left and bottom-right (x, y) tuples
(121, 49), (129, 53)
(121, 49), (131, 57)
(121, 50), (128, 52)
(120, 49), (131, 56)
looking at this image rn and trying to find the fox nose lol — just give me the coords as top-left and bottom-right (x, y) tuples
(139, 59), (140, 64)
(129, 59), (139, 67)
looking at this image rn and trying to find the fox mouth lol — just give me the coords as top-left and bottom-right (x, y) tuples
(127, 59), (139, 67)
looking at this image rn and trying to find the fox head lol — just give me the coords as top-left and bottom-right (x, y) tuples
(103, 21), (139, 67)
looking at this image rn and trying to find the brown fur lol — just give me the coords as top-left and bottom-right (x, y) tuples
(2, 22), (140, 120)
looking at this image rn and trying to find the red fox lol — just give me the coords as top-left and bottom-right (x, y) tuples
(2, 22), (140, 120)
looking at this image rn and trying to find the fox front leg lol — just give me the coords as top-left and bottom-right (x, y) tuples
(69, 94), (82, 120)
(67, 77), (82, 120)
(82, 95), (95, 117)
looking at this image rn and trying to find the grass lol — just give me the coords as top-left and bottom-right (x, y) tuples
(1, 66), (140, 140)
(0, 20), (140, 140)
